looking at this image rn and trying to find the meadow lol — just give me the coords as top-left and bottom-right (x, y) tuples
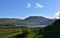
(0, 25), (43, 38)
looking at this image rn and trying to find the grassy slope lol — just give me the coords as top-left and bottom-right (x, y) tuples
(0, 26), (23, 38)
(0, 25), (43, 38)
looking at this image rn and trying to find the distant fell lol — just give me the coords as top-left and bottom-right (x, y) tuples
(0, 18), (24, 24)
(24, 16), (54, 25)
(0, 16), (55, 25)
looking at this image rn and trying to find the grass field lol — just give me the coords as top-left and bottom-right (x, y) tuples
(0, 25), (43, 38)
(0, 26), (23, 38)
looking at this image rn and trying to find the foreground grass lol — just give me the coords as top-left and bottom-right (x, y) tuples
(0, 26), (23, 38)
(0, 29), (23, 38)
(0, 26), (43, 38)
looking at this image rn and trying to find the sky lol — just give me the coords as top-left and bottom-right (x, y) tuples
(0, 0), (60, 19)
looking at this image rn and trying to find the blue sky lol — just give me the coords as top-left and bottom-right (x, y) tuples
(0, 0), (60, 19)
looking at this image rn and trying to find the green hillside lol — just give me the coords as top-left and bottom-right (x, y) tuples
(0, 18), (59, 38)
(42, 19), (60, 38)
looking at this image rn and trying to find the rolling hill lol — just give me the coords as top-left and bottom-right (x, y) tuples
(0, 16), (55, 25)
(0, 18), (24, 24)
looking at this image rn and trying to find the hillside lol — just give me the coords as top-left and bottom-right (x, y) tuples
(0, 17), (59, 38)
(0, 16), (54, 25)
(42, 19), (60, 38)
(0, 18), (24, 24)
(7, 19), (59, 38)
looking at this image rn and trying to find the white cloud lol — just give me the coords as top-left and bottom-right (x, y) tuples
(54, 12), (60, 19)
(26, 3), (43, 8)
(26, 3), (31, 8)
(55, 12), (60, 16)
(34, 3), (43, 8)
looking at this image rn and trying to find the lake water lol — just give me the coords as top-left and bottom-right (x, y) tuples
(27, 25), (47, 28)
(16, 25), (48, 28)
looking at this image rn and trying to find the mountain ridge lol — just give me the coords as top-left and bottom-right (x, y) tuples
(24, 16), (54, 25)
(0, 16), (55, 25)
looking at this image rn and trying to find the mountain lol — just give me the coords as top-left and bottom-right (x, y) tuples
(0, 16), (55, 25)
(24, 16), (54, 25)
